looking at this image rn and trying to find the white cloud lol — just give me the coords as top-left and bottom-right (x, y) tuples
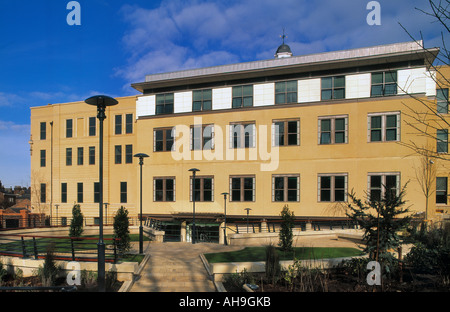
(115, 0), (446, 87)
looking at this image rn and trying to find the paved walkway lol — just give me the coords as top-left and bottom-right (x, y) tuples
(128, 235), (363, 292)
(129, 242), (244, 292)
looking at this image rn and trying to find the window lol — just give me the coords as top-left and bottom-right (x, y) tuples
(89, 117), (96, 136)
(66, 119), (73, 138)
(230, 176), (255, 202)
(437, 129), (448, 153)
(66, 148), (72, 166)
(193, 89), (212, 111)
(154, 177), (175, 202)
(77, 182), (83, 203)
(61, 183), (67, 203)
(125, 145), (133, 164)
(275, 81), (297, 104)
(318, 174), (347, 202)
(371, 71), (397, 97)
(89, 146), (95, 165)
(230, 122), (256, 148)
(190, 176), (213, 202)
(94, 182), (100, 203)
(273, 175), (300, 202)
(319, 116), (348, 144)
(125, 114), (133, 134)
(232, 85), (253, 108)
(40, 183), (46, 203)
(120, 182), (127, 203)
(156, 93), (174, 115)
(154, 127), (175, 152)
(436, 177), (448, 205)
(437, 89), (449, 114)
(368, 112), (400, 142)
(115, 145), (122, 164)
(321, 76), (345, 100)
(40, 150), (46, 167)
(77, 147), (83, 165)
(273, 119), (299, 146)
(115, 115), (122, 135)
(40, 122), (46, 140)
(191, 125), (214, 150)
(368, 173), (399, 202)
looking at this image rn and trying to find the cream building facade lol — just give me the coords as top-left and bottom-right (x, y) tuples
(30, 41), (449, 242)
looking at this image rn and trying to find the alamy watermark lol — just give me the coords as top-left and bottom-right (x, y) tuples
(169, 117), (280, 171)
(66, 1), (81, 26)
(366, 261), (381, 285)
(366, 1), (381, 26)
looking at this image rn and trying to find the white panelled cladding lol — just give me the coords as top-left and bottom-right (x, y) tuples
(174, 91), (193, 114)
(346, 73), (371, 99)
(254, 83), (275, 107)
(136, 95), (155, 118)
(298, 78), (321, 103)
(135, 66), (435, 118)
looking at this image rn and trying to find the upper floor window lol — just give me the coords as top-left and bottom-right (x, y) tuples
(126, 114), (133, 134)
(232, 85), (253, 108)
(77, 182), (83, 203)
(115, 115), (122, 135)
(94, 182), (100, 203)
(275, 81), (297, 104)
(40, 183), (46, 203)
(61, 183), (67, 203)
(273, 119), (299, 146)
(115, 145), (122, 164)
(120, 182), (127, 203)
(125, 145), (133, 164)
(368, 112), (400, 142)
(191, 124), (214, 150)
(437, 89), (449, 114)
(89, 117), (96, 136)
(66, 119), (73, 138)
(319, 116), (348, 144)
(40, 150), (46, 167)
(230, 122), (256, 148)
(77, 147), (84, 166)
(40, 122), (46, 140)
(193, 89), (212, 111)
(371, 71), (397, 97)
(437, 129), (449, 153)
(89, 146), (95, 165)
(154, 127), (175, 152)
(156, 93), (174, 115)
(66, 148), (72, 166)
(321, 76), (345, 100)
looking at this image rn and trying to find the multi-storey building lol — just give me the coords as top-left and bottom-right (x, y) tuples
(30, 40), (448, 242)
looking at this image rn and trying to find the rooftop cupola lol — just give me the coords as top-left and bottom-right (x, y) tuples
(275, 30), (293, 58)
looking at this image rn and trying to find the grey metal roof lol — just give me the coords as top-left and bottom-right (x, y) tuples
(131, 41), (438, 92)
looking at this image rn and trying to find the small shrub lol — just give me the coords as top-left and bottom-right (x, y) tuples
(69, 204), (84, 238)
(0, 261), (7, 286)
(278, 205), (295, 252)
(81, 270), (97, 289)
(223, 268), (256, 292)
(114, 206), (131, 255)
(39, 244), (60, 287)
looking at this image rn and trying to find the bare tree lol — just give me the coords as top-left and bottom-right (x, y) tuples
(30, 169), (48, 215)
(413, 146), (437, 219)
(398, 0), (450, 162)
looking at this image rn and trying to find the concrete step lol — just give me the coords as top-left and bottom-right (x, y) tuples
(131, 280), (216, 292)
(139, 272), (211, 282)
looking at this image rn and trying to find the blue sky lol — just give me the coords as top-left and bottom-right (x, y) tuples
(0, 0), (447, 188)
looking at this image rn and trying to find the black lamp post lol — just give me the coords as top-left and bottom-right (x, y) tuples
(134, 153), (149, 254)
(245, 208), (252, 233)
(189, 168), (200, 244)
(221, 192), (229, 245)
(85, 95), (118, 292)
(104, 203), (109, 225)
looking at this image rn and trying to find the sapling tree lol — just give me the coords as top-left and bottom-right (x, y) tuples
(278, 205), (295, 252)
(69, 204), (84, 238)
(114, 206), (131, 255)
(345, 184), (411, 277)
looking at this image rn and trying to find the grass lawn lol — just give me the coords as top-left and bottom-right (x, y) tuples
(204, 247), (364, 263)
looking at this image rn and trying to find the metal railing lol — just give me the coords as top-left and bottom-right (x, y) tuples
(0, 285), (77, 292)
(0, 233), (120, 263)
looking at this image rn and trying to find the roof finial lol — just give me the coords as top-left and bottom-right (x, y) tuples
(280, 28), (287, 45)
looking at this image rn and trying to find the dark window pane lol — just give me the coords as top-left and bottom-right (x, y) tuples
(321, 176), (331, 189)
(321, 190), (331, 202)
